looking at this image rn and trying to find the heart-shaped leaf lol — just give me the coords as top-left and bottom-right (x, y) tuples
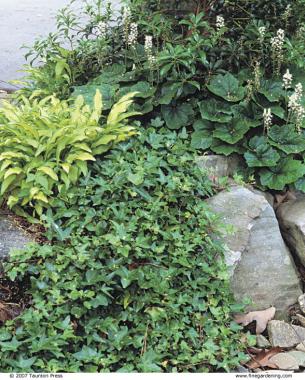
(259, 80), (285, 102)
(198, 98), (233, 123)
(161, 102), (194, 129)
(207, 73), (245, 102)
(259, 158), (305, 190)
(244, 136), (280, 167)
(213, 118), (251, 144)
(211, 139), (245, 156)
(268, 124), (305, 154)
(191, 120), (214, 150)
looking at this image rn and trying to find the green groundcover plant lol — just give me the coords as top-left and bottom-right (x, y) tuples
(18, 0), (305, 192)
(0, 91), (138, 220)
(0, 127), (250, 372)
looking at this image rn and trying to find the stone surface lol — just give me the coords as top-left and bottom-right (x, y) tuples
(277, 197), (305, 267)
(256, 334), (271, 348)
(296, 314), (305, 327)
(296, 341), (305, 352)
(207, 186), (302, 318)
(269, 352), (299, 370)
(287, 351), (305, 367)
(299, 294), (305, 315)
(268, 320), (305, 348)
(196, 155), (241, 179)
(0, 214), (32, 259)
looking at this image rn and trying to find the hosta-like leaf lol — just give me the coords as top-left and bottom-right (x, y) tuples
(244, 136), (280, 167)
(161, 102), (194, 129)
(268, 124), (305, 154)
(207, 73), (245, 102)
(213, 118), (251, 144)
(198, 99), (232, 123)
(37, 166), (58, 181)
(259, 158), (305, 190)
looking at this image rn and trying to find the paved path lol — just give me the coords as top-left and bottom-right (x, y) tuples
(0, 0), (120, 90)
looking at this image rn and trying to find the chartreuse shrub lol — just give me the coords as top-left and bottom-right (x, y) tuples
(0, 127), (249, 373)
(0, 91), (138, 221)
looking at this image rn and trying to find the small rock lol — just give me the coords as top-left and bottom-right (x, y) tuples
(287, 350), (305, 367)
(268, 320), (305, 348)
(256, 334), (271, 348)
(296, 313), (305, 327)
(269, 353), (299, 370)
(299, 294), (305, 315)
(296, 341), (305, 353)
(196, 154), (241, 179)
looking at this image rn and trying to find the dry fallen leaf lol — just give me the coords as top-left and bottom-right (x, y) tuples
(234, 306), (276, 334)
(0, 301), (22, 323)
(246, 347), (283, 369)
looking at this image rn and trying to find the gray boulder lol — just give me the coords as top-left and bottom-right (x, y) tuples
(277, 196), (305, 267)
(0, 214), (32, 259)
(196, 154), (241, 179)
(207, 186), (302, 319)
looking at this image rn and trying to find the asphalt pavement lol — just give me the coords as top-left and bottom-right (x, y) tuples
(0, 0), (121, 90)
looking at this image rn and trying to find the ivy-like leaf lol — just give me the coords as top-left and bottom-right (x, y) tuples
(207, 73), (245, 102)
(268, 124), (305, 154)
(244, 136), (280, 167)
(259, 158), (305, 190)
(161, 103), (194, 129)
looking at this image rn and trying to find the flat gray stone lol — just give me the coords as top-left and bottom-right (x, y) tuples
(268, 320), (305, 348)
(269, 352), (299, 370)
(287, 351), (305, 367)
(0, 214), (32, 259)
(197, 154), (241, 179)
(207, 186), (302, 319)
(296, 341), (305, 352)
(277, 197), (305, 267)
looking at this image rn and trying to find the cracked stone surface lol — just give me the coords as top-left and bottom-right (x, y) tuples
(277, 196), (305, 267)
(207, 186), (302, 319)
(0, 214), (32, 259)
(268, 320), (305, 348)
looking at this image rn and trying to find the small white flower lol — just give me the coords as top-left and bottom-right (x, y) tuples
(216, 16), (225, 31)
(263, 108), (273, 131)
(144, 35), (156, 66)
(98, 21), (107, 39)
(128, 23), (138, 48)
(258, 26), (266, 40)
(282, 69), (292, 90)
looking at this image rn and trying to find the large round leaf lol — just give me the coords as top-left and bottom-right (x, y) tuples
(161, 103), (194, 129)
(258, 80), (285, 102)
(244, 136), (280, 167)
(259, 158), (305, 190)
(207, 73), (245, 102)
(191, 120), (214, 150)
(268, 124), (305, 154)
(211, 139), (245, 156)
(198, 98), (233, 123)
(213, 118), (251, 144)
(72, 83), (118, 110)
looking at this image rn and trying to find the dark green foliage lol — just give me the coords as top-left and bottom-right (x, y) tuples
(0, 128), (248, 372)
